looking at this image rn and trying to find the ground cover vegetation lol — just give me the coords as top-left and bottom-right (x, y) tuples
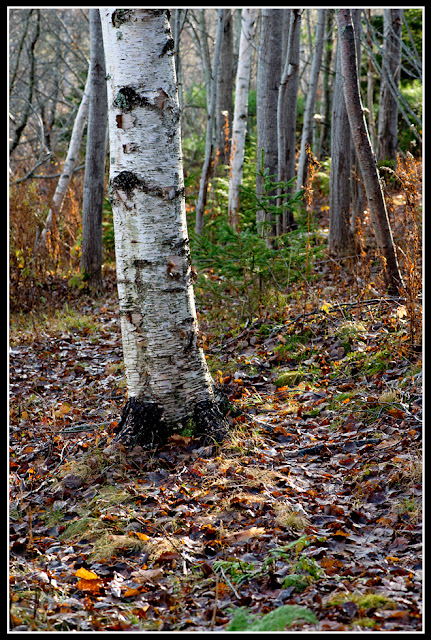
(9, 153), (422, 632)
(9, 8), (422, 633)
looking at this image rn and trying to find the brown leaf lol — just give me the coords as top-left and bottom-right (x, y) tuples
(223, 526), (266, 543)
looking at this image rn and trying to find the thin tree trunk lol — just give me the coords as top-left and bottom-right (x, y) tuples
(80, 9), (108, 290)
(329, 37), (353, 257)
(377, 9), (402, 163)
(318, 10), (334, 159)
(215, 9), (234, 169)
(227, 8), (257, 230)
(256, 9), (283, 244)
(35, 69), (91, 253)
(195, 9), (225, 236)
(336, 9), (403, 295)
(9, 10), (40, 156)
(277, 9), (301, 235)
(296, 9), (326, 191)
(365, 9), (378, 154)
(99, 8), (228, 446)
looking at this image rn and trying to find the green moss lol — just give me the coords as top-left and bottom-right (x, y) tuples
(226, 605), (317, 631)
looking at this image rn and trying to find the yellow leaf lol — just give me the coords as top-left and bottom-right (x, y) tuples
(59, 402), (71, 414)
(75, 567), (99, 580)
(320, 301), (333, 314)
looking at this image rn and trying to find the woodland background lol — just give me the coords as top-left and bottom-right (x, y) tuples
(9, 8), (422, 632)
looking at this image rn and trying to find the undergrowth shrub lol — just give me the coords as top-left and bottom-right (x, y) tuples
(10, 174), (83, 311)
(191, 166), (324, 322)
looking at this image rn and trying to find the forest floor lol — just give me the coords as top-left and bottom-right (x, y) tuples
(9, 200), (422, 632)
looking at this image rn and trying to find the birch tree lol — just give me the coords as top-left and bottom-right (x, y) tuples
(336, 9), (403, 296)
(99, 8), (228, 446)
(296, 9), (326, 191)
(35, 69), (91, 252)
(80, 9), (108, 290)
(227, 8), (257, 230)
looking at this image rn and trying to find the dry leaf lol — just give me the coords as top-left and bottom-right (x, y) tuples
(75, 567), (99, 580)
(224, 526), (266, 542)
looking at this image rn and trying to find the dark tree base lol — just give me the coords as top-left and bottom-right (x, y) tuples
(193, 399), (229, 445)
(114, 396), (229, 448)
(114, 399), (167, 448)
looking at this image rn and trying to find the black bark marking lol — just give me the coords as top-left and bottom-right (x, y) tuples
(115, 398), (167, 447)
(193, 399), (229, 445)
(111, 9), (133, 28)
(159, 37), (175, 58)
(111, 171), (141, 198)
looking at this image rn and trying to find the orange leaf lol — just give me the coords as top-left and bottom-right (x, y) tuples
(133, 532), (150, 541)
(124, 587), (142, 597)
(76, 578), (103, 594)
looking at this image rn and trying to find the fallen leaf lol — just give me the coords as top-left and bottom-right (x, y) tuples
(75, 568), (99, 580)
(224, 527), (266, 543)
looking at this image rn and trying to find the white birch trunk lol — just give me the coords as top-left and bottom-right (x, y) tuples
(100, 8), (228, 445)
(35, 70), (91, 252)
(227, 8), (257, 230)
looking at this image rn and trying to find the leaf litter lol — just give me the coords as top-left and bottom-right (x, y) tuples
(9, 276), (422, 631)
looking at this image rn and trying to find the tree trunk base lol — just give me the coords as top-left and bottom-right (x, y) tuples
(114, 396), (229, 448)
(193, 399), (229, 445)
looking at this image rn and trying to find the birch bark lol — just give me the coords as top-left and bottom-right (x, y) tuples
(35, 70), (90, 252)
(336, 9), (403, 295)
(227, 8), (257, 230)
(100, 8), (228, 446)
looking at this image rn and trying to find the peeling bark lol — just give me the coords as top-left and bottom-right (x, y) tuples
(100, 8), (229, 446)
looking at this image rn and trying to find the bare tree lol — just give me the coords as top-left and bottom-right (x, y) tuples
(227, 8), (257, 230)
(377, 9), (402, 163)
(35, 69), (90, 252)
(9, 10), (41, 156)
(80, 9), (108, 290)
(329, 33), (353, 257)
(277, 9), (302, 235)
(256, 9), (283, 244)
(195, 9), (225, 236)
(336, 9), (403, 295)
(215, 9), (234, 168)
(296, 9), (326, 191)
